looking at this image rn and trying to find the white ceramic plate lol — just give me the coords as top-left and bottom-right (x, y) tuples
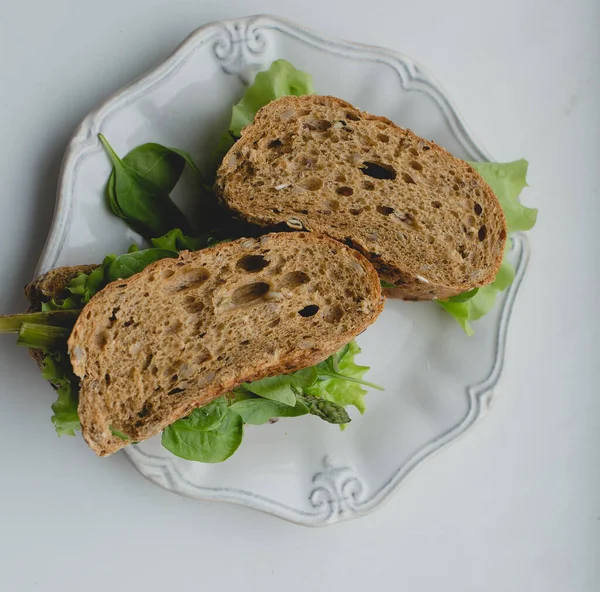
(36, 15), (529, 526)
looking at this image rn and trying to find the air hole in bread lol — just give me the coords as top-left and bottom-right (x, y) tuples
(299, 177), (323, 191)
(280, 271), (310, 289)
(362, 180), (375, 190)
(95, 331), (108, 348)
(268, 139), (283, 149)
(401, 172), (416, 184)
(168, 387), (185, 395)
(349, 208), (363, 216)
(409, 160), (423, 172)
(271, 207), (281, 214)
(232, 282), (270, 305)
(474, 203), (483, 215)
(432, 201), (442, 209)
(377, 133), (389, 143)
(335, 173), (346, 183)
(324, 305), (344, 323)
(322, 198), (340, 213)
(361, 162), (396, 180)
(346, 112), (360, 121)
(336, 186), (353, 196)
(500, 228), (507, 240)
(161, 269), (174, 279)
(304, 119), (332, 131)
(171, 268), (210, 292)
(269, 317), (281, 328)
(104, 373), (111, 385)
(240, 340), (250, 346)
(409, 147), (419, 157)
(298, 304), (319, 317)
(376, 205), (395, 216)
(236, 254), (269, 273)
(478, 225), (487, 241)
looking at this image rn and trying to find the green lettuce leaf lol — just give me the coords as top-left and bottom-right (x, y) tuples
(438, 255), (515, 336)
(230, 59), (315, 137)
(438, 160), (536, 334)
(214, 60), (314, 168)
(469, 160), (537, 233)
(42, 352), (81, 437)
(304, 341), (374, 414)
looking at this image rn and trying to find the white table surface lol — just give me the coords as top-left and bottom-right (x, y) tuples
(0, 1), (598, 589)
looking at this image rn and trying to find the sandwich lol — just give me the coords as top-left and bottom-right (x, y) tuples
(3, 233), (383, 460)
(0, 58), (536, 461)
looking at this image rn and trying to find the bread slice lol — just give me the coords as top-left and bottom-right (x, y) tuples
(67, 232), (383, 456)
(24, 265), (99, 370)
(25, 265), (98, 311)
(216, 95), (507, 300)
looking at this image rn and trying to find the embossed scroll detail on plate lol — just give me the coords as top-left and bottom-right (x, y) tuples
(310, 456), (366, 520)
(213, 17), (272, 77)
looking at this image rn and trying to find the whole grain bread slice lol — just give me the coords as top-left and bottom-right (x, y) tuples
(67, 232), (383, 456)
(24, 265), (99, 370)
(216, 95), (507, 300)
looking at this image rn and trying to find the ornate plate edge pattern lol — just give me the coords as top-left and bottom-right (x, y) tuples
(34, 14), (531, 526)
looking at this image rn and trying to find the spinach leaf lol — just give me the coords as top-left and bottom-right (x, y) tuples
(99, 134), (193, 238)
(162, 398), (244, 463)
(104, 249), (177, 283)
(109, 142), (202, 194)
(229, 397), (308, 425)
(150, 228), (213, 251)
(242, 375), (297, 406)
